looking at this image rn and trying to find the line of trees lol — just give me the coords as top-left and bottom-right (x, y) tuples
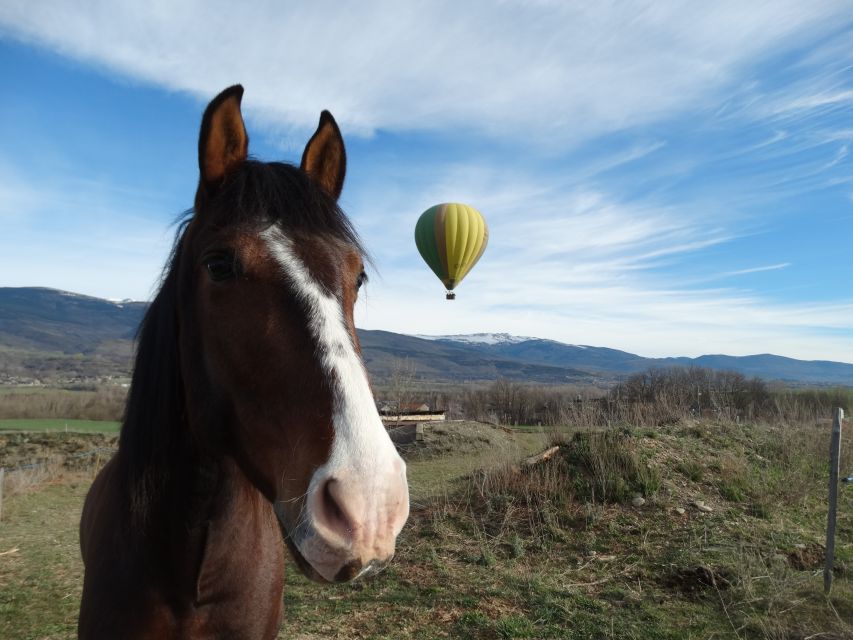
(5, 363), (850, 427)
(0, 386), (127, 421)
(453, 367), (851, 427)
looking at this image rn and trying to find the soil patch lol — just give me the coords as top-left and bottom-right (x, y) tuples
(787, 543), (824, 571)
(661, 565), (734, 596)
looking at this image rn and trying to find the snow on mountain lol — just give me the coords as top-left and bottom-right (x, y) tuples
(415, 332), (547, 346)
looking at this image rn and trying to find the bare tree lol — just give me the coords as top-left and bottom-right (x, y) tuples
(387, 358), (417, 426)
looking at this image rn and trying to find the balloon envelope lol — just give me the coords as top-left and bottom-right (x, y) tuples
(415, 203), (488, 291)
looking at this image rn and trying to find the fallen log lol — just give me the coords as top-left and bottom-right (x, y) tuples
(521, 445), (560, 468)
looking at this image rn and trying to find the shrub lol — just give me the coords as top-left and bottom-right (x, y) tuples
(676, 460), (704, 482)
(563, 429), (660, 503)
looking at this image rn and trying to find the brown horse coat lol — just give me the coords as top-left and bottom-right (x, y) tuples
(78, 86), (409, 639)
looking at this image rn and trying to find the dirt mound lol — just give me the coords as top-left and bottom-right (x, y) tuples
(661, 565), (735, 596)
(787, 543), (825, 570)
(400, 421), (519, 461)
(0, 431), (117, 470)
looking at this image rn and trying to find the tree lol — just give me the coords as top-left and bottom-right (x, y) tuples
(387, 358), (417, 426)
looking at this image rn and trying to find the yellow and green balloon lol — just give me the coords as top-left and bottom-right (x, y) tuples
(415, 203), (488, 298)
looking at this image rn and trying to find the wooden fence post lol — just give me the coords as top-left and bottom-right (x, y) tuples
(824, 407), (844, 594)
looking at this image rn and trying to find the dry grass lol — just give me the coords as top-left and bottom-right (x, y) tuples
(0, 386), (126, 421)
(3, 462), (64, 499)
(0, 418), (850, 639)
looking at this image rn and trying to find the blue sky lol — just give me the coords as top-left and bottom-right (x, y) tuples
(1, 1), (852, 362)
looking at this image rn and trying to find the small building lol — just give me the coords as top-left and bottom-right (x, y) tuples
(378, 401), (446, 424)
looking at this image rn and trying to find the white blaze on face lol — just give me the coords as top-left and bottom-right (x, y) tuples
(262, 227), (408, 571)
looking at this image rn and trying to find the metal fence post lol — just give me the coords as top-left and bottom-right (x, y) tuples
(825, 407), (844, 594)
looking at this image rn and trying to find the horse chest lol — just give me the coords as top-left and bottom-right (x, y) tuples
(80, 464), (286, 640)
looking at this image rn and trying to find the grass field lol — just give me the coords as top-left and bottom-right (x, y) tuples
(0, 419), (851, 639)
(0, 419), (120, 433)
(0, 387), (71, 395)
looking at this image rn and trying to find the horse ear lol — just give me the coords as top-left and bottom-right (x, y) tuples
(198, 85), (249, 186)
(301, 111), (346, 200)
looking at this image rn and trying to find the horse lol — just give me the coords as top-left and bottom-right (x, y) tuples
(78, 85), (410, 639)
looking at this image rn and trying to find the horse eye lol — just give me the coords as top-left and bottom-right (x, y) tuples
(204, 253), (237, 282)
(356, 271), (368, 291)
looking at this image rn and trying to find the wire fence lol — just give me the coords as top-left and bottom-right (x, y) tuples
(0, 446), (117, 522)
(3, 446), (117, 473)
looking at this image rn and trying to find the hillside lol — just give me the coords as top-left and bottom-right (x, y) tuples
(358, 330), (598, 384)
(0, 288), (146, 381)
(1, 419), (851, 638)
(1, 287), (852, 385)
(419, 333), (853, 386)
(0, 288), (146, 353)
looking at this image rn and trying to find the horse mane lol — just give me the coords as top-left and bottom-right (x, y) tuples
(117, 160), (365, 531)
(117, 227), (187, 530)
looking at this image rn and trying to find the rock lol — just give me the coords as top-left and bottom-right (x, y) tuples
(692, 500), (713, 513)
(674, 507), (686, 516)
(632, 496), (646, 507)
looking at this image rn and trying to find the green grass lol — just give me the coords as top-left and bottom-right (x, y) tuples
(0, 480), (88, 639)
(0, 419), (119, 433)
(406, 430), (547, 499)
(0, 387), (72, 395)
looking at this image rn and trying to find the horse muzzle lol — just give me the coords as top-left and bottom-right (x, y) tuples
(277, 456), (409, 583)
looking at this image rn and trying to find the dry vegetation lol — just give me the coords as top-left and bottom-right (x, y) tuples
(350, 415), (851, 639)
(452, 368), (852, 429)
(0, 386), (126, 421)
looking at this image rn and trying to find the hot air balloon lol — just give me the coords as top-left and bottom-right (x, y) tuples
(415, 203), (488, 300)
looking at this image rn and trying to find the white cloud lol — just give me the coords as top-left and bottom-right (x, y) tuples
(358, 277), (853, 362)
(0, 0), (849, 143)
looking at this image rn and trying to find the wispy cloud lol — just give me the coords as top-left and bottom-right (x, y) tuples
(0, 1), (849, 144)
(721, 263), (791, 277)
(770, 89), (853, 115)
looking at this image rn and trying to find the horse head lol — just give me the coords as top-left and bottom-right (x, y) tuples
(178, 86), (409, 583)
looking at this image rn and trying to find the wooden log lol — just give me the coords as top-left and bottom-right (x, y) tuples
(521, 445), (561, 468)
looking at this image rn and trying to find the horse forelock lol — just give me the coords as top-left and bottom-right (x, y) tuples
(194, 160), (367, 258)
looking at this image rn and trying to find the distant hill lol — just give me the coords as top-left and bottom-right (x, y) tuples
(417, 333), (853, 386)
(0, 288), (146, 353)
(358, 330), (598, 384)
(1, 287), (851, 386)
(0, 288), (146, 381)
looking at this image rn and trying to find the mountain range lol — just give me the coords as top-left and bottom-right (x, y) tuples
(1, 287), (851, 386)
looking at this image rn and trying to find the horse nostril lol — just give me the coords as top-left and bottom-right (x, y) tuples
(320, 479), (352, 538)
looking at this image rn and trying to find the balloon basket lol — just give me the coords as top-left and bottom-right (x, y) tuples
(446, 292), (456, 300)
